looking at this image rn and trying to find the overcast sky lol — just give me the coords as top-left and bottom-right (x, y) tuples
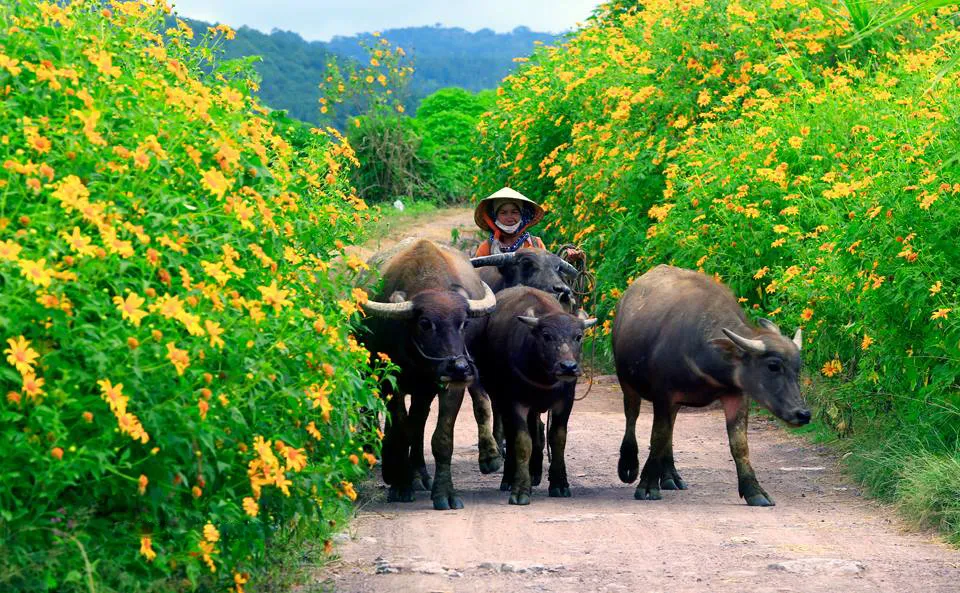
(170, 0), (603, 41)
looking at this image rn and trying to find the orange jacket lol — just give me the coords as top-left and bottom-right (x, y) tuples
(474, 235), (545, 257)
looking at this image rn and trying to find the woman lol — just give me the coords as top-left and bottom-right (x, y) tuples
(473, 187), (546, 256)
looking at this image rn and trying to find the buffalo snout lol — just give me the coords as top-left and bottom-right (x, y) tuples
(555, 360), (581, 380)
(789, 408), (812, 426)
(440, 355), (474, 385)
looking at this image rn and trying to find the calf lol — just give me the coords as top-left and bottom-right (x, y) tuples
(613, 265), (810, 506)
(475, 287), (596, 505)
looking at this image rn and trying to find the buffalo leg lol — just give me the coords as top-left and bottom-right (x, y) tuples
(468, 383), (502, 474)
(493, 406), (506, 457)
(618, 382), (643, 483)
(508, 402), (533, 505)
(528, 412), (544, 487)
(382, 390), (415, 503)
(722, 394), (774, 506)
(430, 384), (466, 510)
(407, 393), (433, 491)
(635, 399), (683, 500)
(547, 391), (574, 498)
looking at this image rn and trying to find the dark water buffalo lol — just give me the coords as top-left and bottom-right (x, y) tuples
(471, 248), (579, 313)
(361, 238), (496, 510)
(475, 286), (596, 505)
(613, 265), (809, 506)
(470, 248), (581, 454)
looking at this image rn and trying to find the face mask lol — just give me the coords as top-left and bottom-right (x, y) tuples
(495, 220), (522, 234)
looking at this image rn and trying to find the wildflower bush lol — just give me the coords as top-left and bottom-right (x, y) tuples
(475, 0), (960, 541)
(0, 1), (389, 591)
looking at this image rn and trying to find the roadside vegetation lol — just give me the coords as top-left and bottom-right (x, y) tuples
(473, 0), (960, 543)
(0, 2), (392, 591)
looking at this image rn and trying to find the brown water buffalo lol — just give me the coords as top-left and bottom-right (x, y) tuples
(613, 265), (810, 506)
(475, 286), (596, 505)
(361, 239), (496, 510)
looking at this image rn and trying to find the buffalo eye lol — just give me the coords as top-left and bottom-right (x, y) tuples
(541, 332), (554, 342)
(418, 317), (433, 331)
(574, 333), (583, 343)
(767, 360), (782, 373)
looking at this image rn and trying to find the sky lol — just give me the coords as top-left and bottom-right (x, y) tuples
(169, 0), (604, 41)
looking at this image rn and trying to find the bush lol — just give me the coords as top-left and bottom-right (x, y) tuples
(0, 2), (387, 591)
(474, 0), (960, 540)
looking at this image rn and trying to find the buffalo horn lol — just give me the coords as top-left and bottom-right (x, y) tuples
(466, 282), (497, 317)
(582, 317), (598, 328)
(363, 297), (416, 320)
(557, 259), (578, 278)
(517, 315), (540, 328)
(792, 328), (802, 350)
(721, 328), (767, 354)
(757, 318), (780, 333)
(470, 253), (515, 268)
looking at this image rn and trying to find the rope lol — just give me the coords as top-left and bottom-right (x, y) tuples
(546, 242), (601, 464)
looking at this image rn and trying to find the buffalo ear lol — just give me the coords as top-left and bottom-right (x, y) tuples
(517, 315), (540, 328)
(388, 290), (407, 303)
(710, 337), (743, 360)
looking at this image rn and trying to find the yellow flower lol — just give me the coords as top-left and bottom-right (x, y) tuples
(306, 421), (323, 441)
(931, 308), (951, 320)
(113, 292), (148, 327)
(139, 535), (157, 562)
(821, 359), (842, 378)
(166, 342), (190, 375)
(929, 281), (942, 296)
(753, 267), (769, 279)
(204, 320), (225, 349)
(0, 239), (22, 261)
(21, 372), (45, 399)
(201, 168), (231, 198)
(98, 378), (128, 414)
(138, 474), (149, 495)
(257, 280), (292, 312)
(242, 496), (259, 517)
(861, 335), (874, 350)
(800, 308), (814, 321)
(203, 523), (220, 543)
(18, 258), (53, 287)
(5, 336), (40, 375)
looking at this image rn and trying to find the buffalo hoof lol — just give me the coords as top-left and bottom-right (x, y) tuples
(499, 478), (512, 492)
(433, 495), (465, 511)
(548, 486), (572, 498)
(508, 493), (530, 505)
(618, 455), (639, 484)
(745, 493), (775, 507)
(634, 486), (661, 501)
(412, 471), (433, 492)
(479, 455), (502, 475)
(660, 476), (687, 490)
(387, 486), (415, 503)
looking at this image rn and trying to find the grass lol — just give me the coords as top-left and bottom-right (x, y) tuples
(365, 199), (441, 243)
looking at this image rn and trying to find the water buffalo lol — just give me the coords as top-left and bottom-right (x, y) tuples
(361, 239), (497, 510)
(470, 248), (582, 454)
(475, 286), (596, 505)
(471, 248), (579, 313)
(613, 265), (810, 506)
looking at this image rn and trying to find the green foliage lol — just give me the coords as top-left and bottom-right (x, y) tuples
(347, 114), (435, 203)
(474, 0), (960, 541)
(416, 88), (496, 201)
(0, 2), (389, 591)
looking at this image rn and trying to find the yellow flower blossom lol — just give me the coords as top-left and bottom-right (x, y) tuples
(140, 536), (157, 562)
(242, 496), (259, 517)
(203, 523), (220, 543)
(166, 342), (190, 375)
(821, 359), (842, 377)
(113, 292), (148, 326)
(5, 336), (40, 375)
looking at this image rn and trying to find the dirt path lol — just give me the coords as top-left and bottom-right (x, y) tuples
(316, 210), (959, 592)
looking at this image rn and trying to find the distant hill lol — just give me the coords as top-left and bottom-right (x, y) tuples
(180, 19), (561, 124)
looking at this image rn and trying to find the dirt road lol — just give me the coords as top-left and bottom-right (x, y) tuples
(316, 210), (959, 592)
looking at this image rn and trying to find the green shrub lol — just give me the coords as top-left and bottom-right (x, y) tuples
(0, 1), (388, 590)
(475, 0), (960, 540)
